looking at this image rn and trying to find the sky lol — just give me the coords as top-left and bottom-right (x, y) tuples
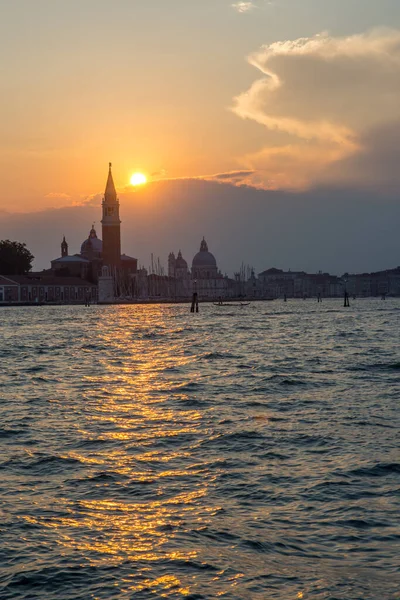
(1, 0), (400, 273)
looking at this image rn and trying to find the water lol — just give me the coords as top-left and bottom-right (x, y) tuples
(0, 299), (399, 599)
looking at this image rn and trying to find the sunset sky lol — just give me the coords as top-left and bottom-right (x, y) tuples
(1, 0), (400, 273)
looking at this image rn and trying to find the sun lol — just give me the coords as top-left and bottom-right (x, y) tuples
(130, 172), (147, 186)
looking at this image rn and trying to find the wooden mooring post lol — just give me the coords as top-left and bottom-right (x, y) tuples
(190, 292), (199, 313)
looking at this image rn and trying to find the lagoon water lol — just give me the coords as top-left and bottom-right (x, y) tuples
(0, 299), (399, 599)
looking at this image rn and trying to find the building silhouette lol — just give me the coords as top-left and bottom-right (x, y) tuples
(101, 162), (121, 268)
(51, 164), (137, 284)
(3, 163), (400, 304)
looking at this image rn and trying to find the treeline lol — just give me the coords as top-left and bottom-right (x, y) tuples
(0, 240), (34, 275)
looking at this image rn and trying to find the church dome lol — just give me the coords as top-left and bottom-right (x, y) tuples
(175, 250), (188, 269)
(192, 238), (217, 268)
(81, 225), (103, 255)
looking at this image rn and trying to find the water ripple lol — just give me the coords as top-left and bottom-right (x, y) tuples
(0, 299), (399, 599)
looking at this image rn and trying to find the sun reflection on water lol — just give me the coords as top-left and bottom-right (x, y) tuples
(6, 302), (398, 598)
(19, 307), (219, 596)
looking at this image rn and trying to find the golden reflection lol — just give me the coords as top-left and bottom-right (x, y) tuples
(22, 489), (211, 569)
(136, 450), (192, 463)
(23, 499), (200, 566)
(123, 574), (190, 596)
(27, 307), (223, 597)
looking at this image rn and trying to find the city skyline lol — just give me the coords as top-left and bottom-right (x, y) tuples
(4, 161), (400, 296)
(2, 175), (400, 276)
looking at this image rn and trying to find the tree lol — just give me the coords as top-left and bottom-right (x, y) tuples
(0, 240), (34, 275)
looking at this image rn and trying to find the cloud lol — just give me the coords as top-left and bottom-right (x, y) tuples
(135, 170), (257, 188)
(151, 169), (168, 178)
(232, 2), (256, 13)
(232, 1), (275, 14)
(44, 192), (71, 200)
(75, 193), (102, 207)
(326, 121), (400, 192)
(203, 169), (256, 184)
(232, 29), (400, 189)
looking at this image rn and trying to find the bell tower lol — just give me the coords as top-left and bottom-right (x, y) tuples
(168, 252), (176, 278)
(101, 162), (121, 268)
(61, 236), (68, 257)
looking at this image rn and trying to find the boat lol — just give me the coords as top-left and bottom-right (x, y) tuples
(213, 302), (250, 307)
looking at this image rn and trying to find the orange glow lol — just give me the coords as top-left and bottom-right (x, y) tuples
(130, 172), (147, 186)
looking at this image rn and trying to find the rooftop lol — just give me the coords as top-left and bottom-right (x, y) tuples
(52, 255), (90, 264)
(8, 275), (96, 286)
(0, 276), (19, 286)
(121, 254), (137, 261)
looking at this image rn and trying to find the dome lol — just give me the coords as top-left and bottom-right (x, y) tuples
(192, 238), (217, 269)
(192, 251), (217, 268)
(81, 225), (103, 255)
(175, 250), (188, 269)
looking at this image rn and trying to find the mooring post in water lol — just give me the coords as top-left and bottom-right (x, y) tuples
(343, 278), (350, 307)
(284, 294), (287, 302)
(190, 292), (199, 313)
(190, 280), (199, 313)
(318, 292), (322, 303)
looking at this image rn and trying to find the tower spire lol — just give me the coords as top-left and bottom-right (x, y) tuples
(200, 237), (208, 252)
(105, 161), (117, 202)
(61, 235), (68, 257)
(101, 162), (121, 268)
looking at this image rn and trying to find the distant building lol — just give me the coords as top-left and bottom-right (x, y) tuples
(61, 236), (68, 257)
(190, 237), (230, 299)
(101, 162), (122, 268)
(51, 252), (91, 280)
(168, 238), (233, 300)
(0, 276), (20, 303)
(175, 250), (190, 280)
(152, 238), (234, 301)
(258, 268), (343, 298)
(345, 266), (400, 297)
(49, 164), (137, 288)
(244, 269), (262, 299)
(81, 225), (103, 261)
(0, 274), (97, 305)
(167, 250), (191, 299)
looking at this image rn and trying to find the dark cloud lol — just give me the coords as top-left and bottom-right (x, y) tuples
(325, 121), (400, 191)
